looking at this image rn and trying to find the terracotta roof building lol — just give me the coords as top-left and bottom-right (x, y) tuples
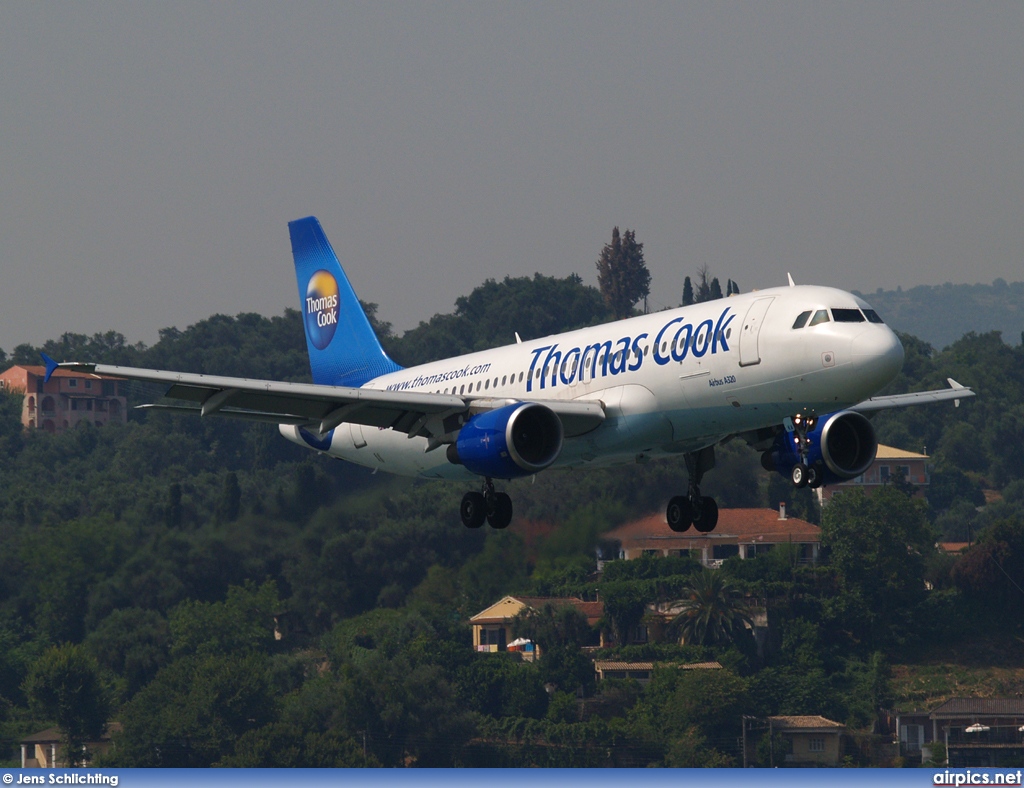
(820, 444), (930, 503)
(601, 504), (820, 568)
(0, 365), (127, 433)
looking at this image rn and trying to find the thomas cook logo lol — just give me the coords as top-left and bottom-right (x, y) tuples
(304, 270), (340, 350)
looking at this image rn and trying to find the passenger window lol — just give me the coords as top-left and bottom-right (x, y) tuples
(809, 309), (830, 326)
(485, 379), (490, 390)
(793, 311), (811, 329)
(519, 372), (524, 383)
(832, 308), (865, 323)
(502, 375), (507, 385)
(863, 309), (885, 324)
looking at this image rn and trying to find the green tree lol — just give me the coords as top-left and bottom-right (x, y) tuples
(512, 602), (591, 653)
(85, 608), (170, 700)
(457, 654), (548, 719)
(217, 471), (241, 523)
(596, 227), (651, 319)
(23, 644), (110, 765)
(116, 653), (275, 766)
(682, 276), (694, 306)
(670, 570), (753, 646)
(694, 266), (712, 303)
(600, 581), (648, 646)
(820, 486), (934, 647)
(168, 580), (280, 658)
(951, 518), (1024, 621)
(630, 665), (748, 764)
(512, 602), (596, 695)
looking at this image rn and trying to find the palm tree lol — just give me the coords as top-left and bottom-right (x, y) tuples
(670, 570), (753, 646)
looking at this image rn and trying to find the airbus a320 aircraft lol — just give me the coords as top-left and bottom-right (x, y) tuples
(46, 217), (973, 531)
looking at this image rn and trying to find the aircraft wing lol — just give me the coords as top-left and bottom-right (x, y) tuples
(850, 378), (974, 413)
(45, 359), (605, 440)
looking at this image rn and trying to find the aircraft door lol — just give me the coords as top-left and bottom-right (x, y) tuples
(738, 297), (775, 367)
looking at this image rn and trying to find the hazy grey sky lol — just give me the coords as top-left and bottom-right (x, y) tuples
(2, 2), (1022, 349)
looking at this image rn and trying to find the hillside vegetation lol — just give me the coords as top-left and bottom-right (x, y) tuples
(854, 279), (1024, 351)
(0, 273), (1022, 766)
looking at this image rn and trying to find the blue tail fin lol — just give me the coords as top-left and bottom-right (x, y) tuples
(289, 216), (403, 387)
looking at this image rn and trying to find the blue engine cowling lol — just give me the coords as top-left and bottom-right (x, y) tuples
(761, 410), (877, 486)
(447, 402), (564, 479)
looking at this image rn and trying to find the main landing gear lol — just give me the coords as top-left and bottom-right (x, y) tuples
(461, 478), (513, 530)
(666, 447), (719, 533)
(788, 413), (824, 490)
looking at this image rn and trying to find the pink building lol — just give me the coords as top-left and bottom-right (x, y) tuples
(0, 365), (127, 433)
(819, 444), (930, 504)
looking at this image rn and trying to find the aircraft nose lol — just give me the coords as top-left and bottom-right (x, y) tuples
(852, 327), (904, 387)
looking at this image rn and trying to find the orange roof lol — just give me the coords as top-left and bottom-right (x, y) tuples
(983, 489), (1002, 505)
(875, 444), (929, 460)
(604, 508), (820, 546)
(937, 542), (970, 554)
(769, 715), (845, 730)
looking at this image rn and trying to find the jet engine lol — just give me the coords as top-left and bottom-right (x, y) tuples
(762, 410), (877, 487)
(447, 402), (563, 479)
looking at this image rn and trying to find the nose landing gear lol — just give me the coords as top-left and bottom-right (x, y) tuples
(461, 478), (513, 529)
(789, 413), (823, 489)
(666, 447), (719, 533)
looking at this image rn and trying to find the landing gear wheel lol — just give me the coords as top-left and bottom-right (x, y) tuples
(460, 492), (487, 528)
(667, 496), (693, 532)
(692, 496), (719, 533)
(806, 462), (823, 489)
(487, 493), (513, 529)
(791, 463), (809, 489)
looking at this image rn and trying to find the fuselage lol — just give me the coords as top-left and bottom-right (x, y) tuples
(281, 285), (904, 479)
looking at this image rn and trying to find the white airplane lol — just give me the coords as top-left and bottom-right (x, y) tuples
(46, 216), (973, 531)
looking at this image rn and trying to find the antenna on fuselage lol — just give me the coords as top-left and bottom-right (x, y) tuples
(787, 273), (796, 287)
(515, 332), (522, 344)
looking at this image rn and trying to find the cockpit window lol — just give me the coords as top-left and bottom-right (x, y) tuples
(863, 309), (885, 324)
(792, 311), (811, 329)
(808, 309), (830, 327)
(832, 308), (865, 323)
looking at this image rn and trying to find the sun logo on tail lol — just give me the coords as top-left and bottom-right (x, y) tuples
(304, 270), (340, 350)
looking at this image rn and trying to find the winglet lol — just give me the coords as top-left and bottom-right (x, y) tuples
(787, 273), (796, 287)
(948, 377), (965, 407)
(42, 353), (60, 383)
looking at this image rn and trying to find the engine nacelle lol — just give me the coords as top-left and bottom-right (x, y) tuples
(762, 410), (877, 486)
(447, 402), (563, 479)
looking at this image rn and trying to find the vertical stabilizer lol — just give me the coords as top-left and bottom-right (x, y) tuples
(289, 216), (403, 387)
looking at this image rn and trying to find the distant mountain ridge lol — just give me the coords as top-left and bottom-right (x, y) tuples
(852, 279), (1024, 350)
